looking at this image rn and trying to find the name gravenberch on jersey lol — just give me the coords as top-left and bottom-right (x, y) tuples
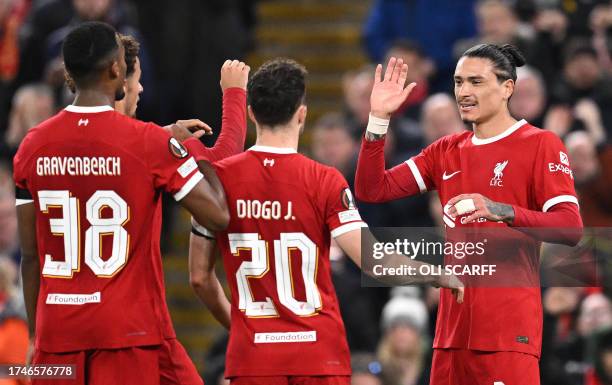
(36, 156), (121, 176)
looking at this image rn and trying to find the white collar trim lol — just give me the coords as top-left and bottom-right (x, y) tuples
(471, 119), (527, 145)
(65, 105), (114, 113)
(248, 145), (297, 154)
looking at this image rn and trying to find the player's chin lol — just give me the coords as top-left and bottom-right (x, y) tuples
(459, 110), (479, 124)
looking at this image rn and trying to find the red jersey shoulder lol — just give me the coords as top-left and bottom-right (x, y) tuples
(513, 123), (565, 150)
(13, 111), (68, 170)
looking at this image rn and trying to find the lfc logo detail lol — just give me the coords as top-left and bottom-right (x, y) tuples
(490, 160), (508, 187)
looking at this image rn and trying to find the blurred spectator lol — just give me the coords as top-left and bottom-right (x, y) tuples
(541, 286), (583, 385)
(0, 0), (29, 134)
(363, 0), (477, 92)
(542, 292), (612, 385)
(0, 0), (28, 82)
(578, 293), (612, 337)
(0, 255), (28, 381)
(1, 83), (54, 161)
(15, 0), (72, 85)
(351, 352), (384, 385)
(343, 65), (374, 139)
(311, 113), (358, 177)
(384, 39), (434, 121)
(510, 66), (547, 126)
(529, 7), (569, 87)
(0, 172), (18, 265)
(455, 0), (531, 65)
(378, 287), (429, 385)
(565, 131), (612, 226)
(420, 93), (465, 144)
(549, 40), (612, 139)
(43, 0), (154, 116)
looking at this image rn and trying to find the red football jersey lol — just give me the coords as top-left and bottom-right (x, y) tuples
(210, 145), (365, 377)
(406, 120), (578, 358)
(13, 105), (204, 352)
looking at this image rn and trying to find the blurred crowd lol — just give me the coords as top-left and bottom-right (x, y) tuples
(1, 1), (612, 385)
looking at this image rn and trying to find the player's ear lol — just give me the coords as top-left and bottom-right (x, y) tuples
(110, 59), (120, 80)
(503, 79), (514, 101)
(297, 105), (307, 126)
(247, 106), (257, 125)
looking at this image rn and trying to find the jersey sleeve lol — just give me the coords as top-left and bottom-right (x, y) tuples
(405, 137), (442, 193)
(533, 131), (579, 212)
(143, 123), (204, 201)
(323, 168), (367, 238)
(13, 135), (34, 206)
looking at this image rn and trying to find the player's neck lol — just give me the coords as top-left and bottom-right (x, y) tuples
(472, 112), (517, 140)
(72, 89), (115, 108)
(255, 126), (299, 151)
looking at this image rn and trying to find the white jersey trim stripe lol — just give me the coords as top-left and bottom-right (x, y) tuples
(542, 195), (579, 212)
(248, 145), (297, 154)
(16, 199), (34, 206)
(471, 119), (527, 145)
(331, 221), (368, 238)
(174, 171), (204, 201)
(64, 105), (114, 113)
(405, 159), (427, 193)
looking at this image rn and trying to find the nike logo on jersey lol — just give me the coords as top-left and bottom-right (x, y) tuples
(442, 170), (461, 180)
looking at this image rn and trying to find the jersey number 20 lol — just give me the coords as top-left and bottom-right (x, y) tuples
(230, 232), (322, 317)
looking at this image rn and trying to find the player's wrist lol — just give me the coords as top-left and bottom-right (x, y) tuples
(370, 110), (391, 120)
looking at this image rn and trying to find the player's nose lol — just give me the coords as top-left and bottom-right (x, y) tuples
(138, 83), (144, 94)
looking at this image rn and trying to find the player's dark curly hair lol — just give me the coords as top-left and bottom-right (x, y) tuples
(120, 33), (140, 77)
(62, 21), (119, 87)
(247, 58), (307, 127)
(461, 43), (526, 83)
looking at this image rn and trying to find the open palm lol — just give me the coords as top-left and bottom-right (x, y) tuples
(370, 57), (416, 119)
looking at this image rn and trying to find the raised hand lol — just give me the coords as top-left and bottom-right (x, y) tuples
(370, 57), (417, 119)
(220, 60), (250, 92)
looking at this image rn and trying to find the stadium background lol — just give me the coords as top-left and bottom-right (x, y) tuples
(1, 1), (612, 384)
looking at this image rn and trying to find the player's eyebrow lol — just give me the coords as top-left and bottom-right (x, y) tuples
(454, 75), (486, 81)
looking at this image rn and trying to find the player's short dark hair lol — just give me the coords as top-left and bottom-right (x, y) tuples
(62, 21), (119, 87)
(119, 34), (140, 77)
(247, 58), (307, 127)
(461, 43), (526, 82)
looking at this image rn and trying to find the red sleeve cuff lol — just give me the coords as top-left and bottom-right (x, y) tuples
(223, 87), (247, 97)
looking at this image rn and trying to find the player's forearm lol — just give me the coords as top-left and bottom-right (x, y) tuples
(20, 255), (40, 337)
(186, 88), (246, 163)
(216, 87), (247, 160)
(511, 203), (583, 246)
(191, 275), (231, 329)
(355, 138), (420, 202)
(182, 88), (246, 162)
